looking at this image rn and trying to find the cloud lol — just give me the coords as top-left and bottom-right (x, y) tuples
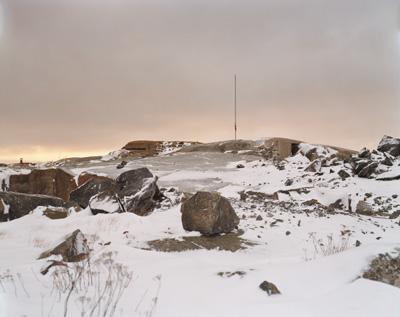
(0, 0), (400, 162)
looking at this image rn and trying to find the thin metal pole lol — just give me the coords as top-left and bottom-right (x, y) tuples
(234, 74), (237, 141)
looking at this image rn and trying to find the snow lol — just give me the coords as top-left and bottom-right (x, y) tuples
(0, 149), (399, 316)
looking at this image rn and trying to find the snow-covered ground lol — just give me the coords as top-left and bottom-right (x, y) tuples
(0, 148), (399, 316)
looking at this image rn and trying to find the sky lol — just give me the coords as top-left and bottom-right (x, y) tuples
(0, 0), (400, 162)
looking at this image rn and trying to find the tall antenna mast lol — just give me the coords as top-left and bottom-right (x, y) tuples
(234, 74), (237, 141)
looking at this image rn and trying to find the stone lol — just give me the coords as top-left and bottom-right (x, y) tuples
(305, 160), (321, 173)
(358, 162), (378, 178)
(69, 177), (116, 209)
(181, 191), (240, 236)
(256, 215), (263, 221)
(0, 192), (64, 221)
(43, 207), (69, 219)
(77, 172), (110, 187)
(259, 280), (281, 295)
(362, 252), (400, 288)
(236, 164), (245, 169)
(116, 168), (162, 216)
(389, 211), (400, 219)
(38, 229), (89, 262)
(89, 191), (122, 215)
(70, 167), (162, 216)
(377, 135), (400, 157)
(356, 201), (374, 216)
(355, 240), (361, 247)
(338, 169), (351, 180)
(116, 160), (128, 169)
(9, 168), (77, 201)
(284, 179), (293, 186)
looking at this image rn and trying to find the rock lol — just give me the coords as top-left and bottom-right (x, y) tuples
(377, 135), (400, 157)
(285, 231), (291, 236)
(181, 191), (240, 236)
(338, 169), (351, 180)
(236, 164), (245, 169)
(38, 229), (89, 262)
(356, 201), (374, 216)
(284, 179), (293, 186)
(358, 148), (371, 159)
(389, 211), (400, 219)
(77, 172), (110, 187)
(305, 148), (319, 162)
(305, 160), (321, 173)
(0, 192), (64, 221)
(328, 199), (345, 211)
(256, 215), (263, 221)
(89, 191), (122, 215)
(358, 162), (378, 178)
(116, 160), (128, 169)
(70, 177), (116, 209)
(381, 155), (393, 167)
(362, 252), (400, 288)
(70, 167), (162, 216)
(116, 168), (162, 216)
(9, 168), (77, 201)
(355, 240), (361, 247)
(302, 199), (321, 207)
(43, 207), (69, 219)
(259, 281), (281, 295)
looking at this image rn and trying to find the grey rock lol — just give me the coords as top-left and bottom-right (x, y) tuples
(181, 191), (239, 236)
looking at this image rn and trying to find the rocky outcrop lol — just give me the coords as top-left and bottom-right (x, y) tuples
(0, 192), (64, 221)
(350, 147), (395, 179)
(181, 191), (239, 236)
(69, 167), (162, 216)
(9, 168), (77, 201)
(377, 135), (400, 157)
(38, 229), (89, 262)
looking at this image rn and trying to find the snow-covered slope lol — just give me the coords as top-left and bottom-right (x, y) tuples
(0, 144), (399, 317)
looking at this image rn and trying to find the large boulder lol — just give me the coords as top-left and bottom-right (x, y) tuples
(0, 192), (64, 221)
(69, 177), (116, 209)
(116, 168), (162, 216)
(77, 172), (110, 187)
(377, 135), (400, 157)
(38, 229), (89, 262)
(9, 168), (77, 201)
(181, 191), (240, 236)
(69, 167), (162, 216)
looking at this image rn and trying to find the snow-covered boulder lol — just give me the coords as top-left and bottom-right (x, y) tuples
(377, 135), (400, 157)
(70, 177), (116, 209)
(69, 167), (162, 216)
(38, 229), (89, 262)
(356, 201), (374, 216)
(181, 191), (239, 236)
(0, 192), (64, 221)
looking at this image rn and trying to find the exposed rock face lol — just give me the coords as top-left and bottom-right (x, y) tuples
(38, 229), (89, 262)
(9, 168), (77, 201)
(377, 135), (400, 157)
(356, 201), (374, 216)
(43, 207), (69, 219)
(181, 191), (239, 236)
(69, 167), (162, 216)
(0, 192), (64, 221)
(389, 211), (400, 219)
(259, 281), (281, 295)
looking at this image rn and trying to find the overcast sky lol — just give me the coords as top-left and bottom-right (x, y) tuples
(0, 0), (400, 162)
